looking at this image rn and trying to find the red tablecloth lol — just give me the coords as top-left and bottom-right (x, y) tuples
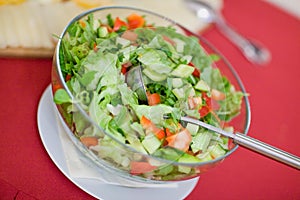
(0, 0), (299, 199)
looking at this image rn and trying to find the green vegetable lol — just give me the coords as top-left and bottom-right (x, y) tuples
(142, 67), (167, 82)
(53, 89), (71, 104)
(142, 134), (161, 154)
(208, 144), (226, 158)
(195, 79), (210, 92)
(171, 64), (194, 78)
(186, 123), (199, 136)
(178, 154), (201, 173)
(191, 131), (213, 153)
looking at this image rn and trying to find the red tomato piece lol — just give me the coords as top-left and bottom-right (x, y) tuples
(130, 161), (157, 175)
(199, 106), (210, 117)
(166, 128), (192, 152)
(147, 93), (161, 106)
(113, 17), (128, 32)
(121, 30), (138, 41)
(140, 116), (165, 140)
(127, 13), (145, 29)
(211, 89), (226, 101)
(188, 62), (201, 77)
(80, 137), (98, 147)
(65, 74), (72, 81)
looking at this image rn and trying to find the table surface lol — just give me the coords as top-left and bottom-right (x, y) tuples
(1, 0), (300, 199)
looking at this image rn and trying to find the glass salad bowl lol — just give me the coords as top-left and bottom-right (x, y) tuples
(51, 6), (250, 183)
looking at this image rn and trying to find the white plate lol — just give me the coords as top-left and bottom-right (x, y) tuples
(37, 86), (199, 200)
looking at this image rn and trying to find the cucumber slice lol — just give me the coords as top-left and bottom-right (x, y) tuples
(97, 26), (108, 38)
(191, 131), (212, 153)
(178, 153), (201, 173)
(171, 64), (194, 78)
(196, 152), (213, 162)
(142, 134), (161, 154)
(116, 37), (130, 47)
(143, 68), (167, 82)
(172, 88), (185, 99)
(186, 122), (199, 136)
(208, 144), (226, 158)
(171, 78), (184, 88)
(195, 80), (210, 92)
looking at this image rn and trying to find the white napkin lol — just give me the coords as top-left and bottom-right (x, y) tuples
(54, 109), (178, 188)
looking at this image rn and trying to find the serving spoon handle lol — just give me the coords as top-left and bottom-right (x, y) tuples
(234, 133), (300, 170)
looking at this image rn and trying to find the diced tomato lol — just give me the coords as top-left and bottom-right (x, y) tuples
(79, 20), (86, 28)
(52, 78), (63, 93)
(101, 24), (113, 33)
(202, 92), (212, 108)
(188, 62), (200, 77)
(165, 134), (176, 143)
(188, 96), (202, 109)
(140, 116), (165, 140)
(211, 89), (226, 101)
(166, 128), (192, 152)
(155, 130), (166, 140)
(165, 128), (173, 137)
(199, 106), (210, 117)
(113, 17), (128, 32)
(65, 74), (72, 81)
(93, 43), (98, 52)
(199, 95), (222, 120)
(147, 92), (161, 106)
(122, 62), (132, 68)
(130, 161), (157, 175)
(121, 66), (127, 75)
(198, 92), (212, 117)
(140, 115), (152, 129)
(127, 13), (145, 29)
(211, 99), (220, 111)
(80, 137), (98, 147)
(121, 30), (138, 41)
(228, 138), (235, 150)
(192, 68), (200, 78)
(121, 62), (132, 74)
(52, 84), (62, 94)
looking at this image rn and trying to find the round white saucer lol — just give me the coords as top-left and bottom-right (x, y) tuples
(37, 86), (199, 200)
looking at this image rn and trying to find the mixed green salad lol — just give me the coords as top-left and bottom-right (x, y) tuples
(53, 12), (245, 180)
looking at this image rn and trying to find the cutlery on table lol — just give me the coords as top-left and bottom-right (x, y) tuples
(184, 0), (271, 65)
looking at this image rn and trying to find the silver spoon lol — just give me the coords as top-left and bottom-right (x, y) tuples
(184, 0), (271, 65)
(125, 65), (148, 103)
(125, 66), (300, 169)
(181, 116), (300, 170)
